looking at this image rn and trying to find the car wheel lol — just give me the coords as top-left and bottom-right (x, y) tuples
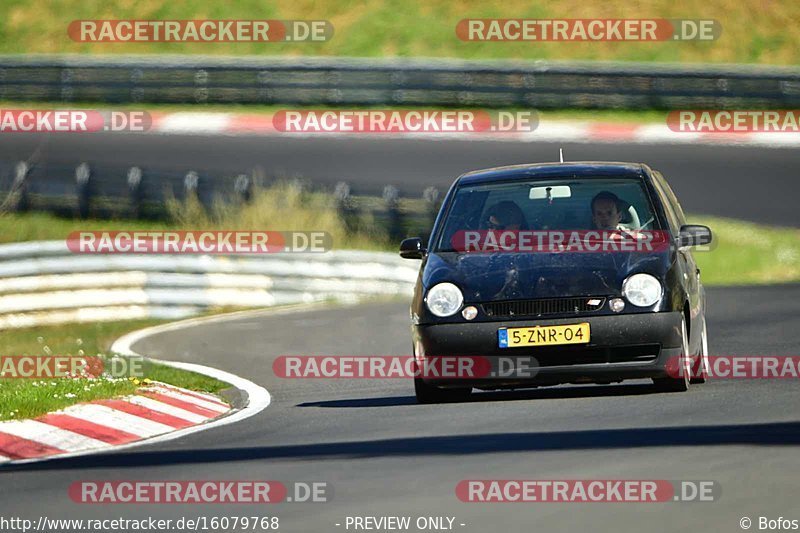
(691, 317), (709, 384)
(414, 377), (472, 404)
(653, 317), (691, 393)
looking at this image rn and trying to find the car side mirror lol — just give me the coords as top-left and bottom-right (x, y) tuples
(678, 224), (712, 248)
(399, 237), (426, 259)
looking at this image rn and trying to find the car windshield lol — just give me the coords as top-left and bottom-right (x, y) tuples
(435, 177), (661, 252)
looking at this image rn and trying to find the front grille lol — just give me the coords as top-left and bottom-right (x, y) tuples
(482, 297), (605, 318)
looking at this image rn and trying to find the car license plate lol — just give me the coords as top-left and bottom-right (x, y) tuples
(498, 323), (590, 348)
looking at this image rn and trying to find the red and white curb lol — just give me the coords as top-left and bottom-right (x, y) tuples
(0, 382), (230, 462)
(0, 307), (284, 466)
(147, 112), (800, 148)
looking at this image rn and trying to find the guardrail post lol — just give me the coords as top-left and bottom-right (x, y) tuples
(184, 170), (200, 200)
(9, 162), (30, 213)
(423, 186), (440, 225)
(127, 166), (144, 219)
(286, 177), (307, 208)
(234, 174), (252, 203)
(75, 163), (92, 219)
(289, 177), (305, 194)
(194, 69), (209, 103)
(383, 185), (403, 242)
(60, 68), (74, 102)
(422, 186), (440, 242)
(334, 181), (358, 234)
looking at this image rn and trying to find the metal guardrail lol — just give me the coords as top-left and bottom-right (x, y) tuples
(0, 240), (417, 329)
(2, 55), (800, 109)
(0, 160), (439, 242)
(1, 160), (251, 219)
(3, 55), (798, 226)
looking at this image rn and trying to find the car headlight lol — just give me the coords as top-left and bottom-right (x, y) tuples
(425, 282), (464, 317)
(622, 273), (663, 307)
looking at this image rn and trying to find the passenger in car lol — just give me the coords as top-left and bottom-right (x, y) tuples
(484, 200), (528, 231)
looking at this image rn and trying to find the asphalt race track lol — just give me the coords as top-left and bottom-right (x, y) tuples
(1, 134), (799, 532)
(2, 284), (799, 532)
(2, 133), (799, 227)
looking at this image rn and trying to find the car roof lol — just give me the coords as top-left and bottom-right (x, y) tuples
(456, 162), (652, 186)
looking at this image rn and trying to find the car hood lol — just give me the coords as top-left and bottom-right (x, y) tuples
(423, 251), (671, 302)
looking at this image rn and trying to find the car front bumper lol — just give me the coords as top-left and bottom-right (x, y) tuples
(413, 311), (683, 388)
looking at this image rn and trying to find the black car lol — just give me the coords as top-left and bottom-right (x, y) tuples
(400, 162), (712, 403)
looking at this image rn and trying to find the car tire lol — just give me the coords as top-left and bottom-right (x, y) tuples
(653, 317), (691, 393)
(414, 377), (472, 404)
(691, 317), (709, 384)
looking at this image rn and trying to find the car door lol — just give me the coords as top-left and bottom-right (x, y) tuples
(652, 172), (702, 351)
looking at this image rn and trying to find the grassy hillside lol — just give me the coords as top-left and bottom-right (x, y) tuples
(0, 0), (798, 64)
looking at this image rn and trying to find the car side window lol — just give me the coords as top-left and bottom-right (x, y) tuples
(654, 172), (688, 226)
(652, 174), (681, 235)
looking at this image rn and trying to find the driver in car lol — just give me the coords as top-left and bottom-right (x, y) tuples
(591, 191), (625, 230)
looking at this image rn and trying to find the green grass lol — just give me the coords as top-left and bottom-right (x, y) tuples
(0, 0), (798, 65)
(690, 215), (800, 285)
(0, 318), (161, 356)
(0, 375), (138, 421)
(0, 319), (230, 421)
(0, 212), (174, 244)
